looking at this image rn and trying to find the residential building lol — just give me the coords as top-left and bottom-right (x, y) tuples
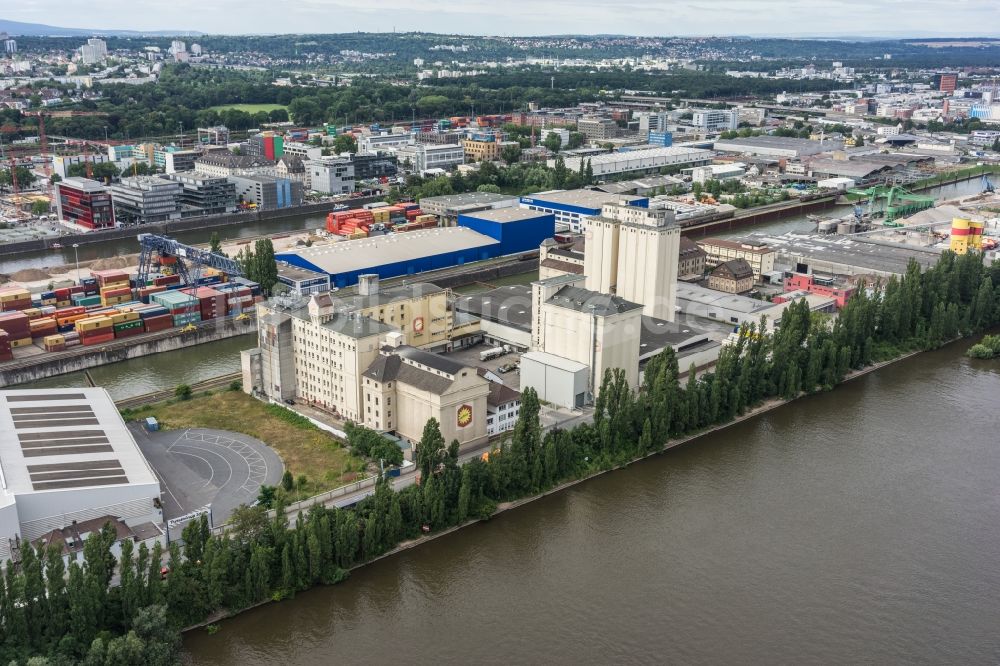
(194, 152), (275, 178)
(109, 176), (183, 224)
(577, 116), (618, 141)
(160, 172), (237, 215)
(306, 156), (355, 195)
(54, 177), (115, 229)
(935, 73), (958, 94)
(698, 237), (776, 280)
(583, 202), (680, 321)
(485, 382), (521, 437)
(677, 236), (707, 278)
(3, 38), (16, 55)
(0, 388), (163, 562)
(396, 143), (464, 172)
(78, 38), (107, 65)
(691, 109), (739, 132)
(229, 175), (303, 210)
(708, 259), (755, 294)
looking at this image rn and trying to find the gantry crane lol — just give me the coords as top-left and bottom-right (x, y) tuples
(136, 233), (243, 288)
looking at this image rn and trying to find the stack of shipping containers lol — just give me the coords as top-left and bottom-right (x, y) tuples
(151, 291), (201, 327)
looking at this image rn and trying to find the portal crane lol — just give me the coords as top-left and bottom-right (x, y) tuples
(136, 233), (243, 288)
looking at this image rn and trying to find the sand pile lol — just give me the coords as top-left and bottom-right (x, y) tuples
(89, 255), (136, 271)
(8, 268), (51, 282)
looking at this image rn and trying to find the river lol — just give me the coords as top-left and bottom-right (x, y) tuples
(1, 177), (988, 276)
(183, 340), (1000, 665)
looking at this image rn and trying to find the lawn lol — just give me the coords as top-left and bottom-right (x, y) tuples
(129, 391), (365, 496)
(207, 103), (288, 114)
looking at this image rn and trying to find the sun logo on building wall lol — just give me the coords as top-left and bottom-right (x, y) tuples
(457, 404), (473, 428)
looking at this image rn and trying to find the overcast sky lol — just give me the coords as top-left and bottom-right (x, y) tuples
(6, 0), (1000, 37)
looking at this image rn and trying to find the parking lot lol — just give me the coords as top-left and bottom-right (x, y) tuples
(130, 426), (284, 525)
(444, 343), (523, 390)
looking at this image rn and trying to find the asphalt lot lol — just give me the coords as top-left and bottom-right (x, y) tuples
(444, 344), (523, 390)
(131, 426), (284, 525)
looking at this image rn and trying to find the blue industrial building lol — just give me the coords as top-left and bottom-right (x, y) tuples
(519, 189), (649, 232)
(648, 130), (673, 147)
(275, 227), (501, 288)
(457, 208), (555, 256)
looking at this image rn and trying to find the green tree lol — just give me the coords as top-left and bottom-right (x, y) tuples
(209, 231), (224, 255)
(416, 418), (446, 480)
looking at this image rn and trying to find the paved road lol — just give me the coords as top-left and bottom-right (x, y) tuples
(131, 426), (284, 525)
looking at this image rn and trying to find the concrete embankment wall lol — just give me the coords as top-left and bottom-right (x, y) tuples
(1, 320), (255, 386)
(0, 196), (381, 257)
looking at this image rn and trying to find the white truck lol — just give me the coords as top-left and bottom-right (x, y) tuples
(479, 345), (511, 362)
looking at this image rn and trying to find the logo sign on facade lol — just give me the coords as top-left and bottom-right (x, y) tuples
(412, 316), (425, 333)
(457, 404), (473, 428)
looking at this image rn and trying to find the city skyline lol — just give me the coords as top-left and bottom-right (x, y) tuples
(3, 0), (1000, 38)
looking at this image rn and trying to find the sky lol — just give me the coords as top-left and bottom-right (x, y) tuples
(5, 0), (1000, 37)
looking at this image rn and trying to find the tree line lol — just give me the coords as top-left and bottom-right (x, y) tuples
(1, 250), (996, 664)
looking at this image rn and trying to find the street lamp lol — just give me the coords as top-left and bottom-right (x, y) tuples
(72, 243), (80, 285)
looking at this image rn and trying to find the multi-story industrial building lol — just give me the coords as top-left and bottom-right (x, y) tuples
(197, 126), (230, 146)
(708, 259), (755, 294)
(0, 388), (163, 562)
(54, 177), (115, 229)
(698, 237), (776, 280)
(583, 202), (680, 321)
(530, 274), (644, 394)
(577, 116), (618, 141)
(109, 176), (184, 224)
(361, 342), (490, 448)
(229, 175), (303, 210)
(395, 143), (464, 172)
(160, 172), (237, 215)
(305, 156), (355, 195)
(691, 109), (739, 132)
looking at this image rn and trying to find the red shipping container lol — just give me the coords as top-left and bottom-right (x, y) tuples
(154, 275), (182, 287)
(0, 312), (30, 337)
(80, 331), (115, 346)
(143, 315), (174, 332)
(2, 298), (32, 312)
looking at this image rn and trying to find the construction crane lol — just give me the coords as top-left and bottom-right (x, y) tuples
(848, 183), (935, 227)
(23, 112), (52, 201)
(136, 233), (243, 288)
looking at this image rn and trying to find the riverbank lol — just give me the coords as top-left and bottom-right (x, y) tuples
(0, 313), (257, 386)
(182, 343), (928, 634)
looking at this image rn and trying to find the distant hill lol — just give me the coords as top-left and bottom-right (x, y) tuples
(0, 18), (201, 37)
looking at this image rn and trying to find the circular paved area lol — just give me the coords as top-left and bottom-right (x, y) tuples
(132, 426), (284, 525)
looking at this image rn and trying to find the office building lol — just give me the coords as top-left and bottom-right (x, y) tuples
(276, 263), (331, 297)
(396, 143), (464, 172)
(358, 132), (415, 155)
(110, 176), (183, 224)
(155, 147), (200, 174)
(708, 259), (755, 294)
(636, 111), (669, 133)
(351, 153), (399, 181)
(52, 154), (111, 179)
(698, 237), (776, 280)
(229, 175), (303, 210)
(577, 116), (618, 141)
(691, 109), (739, 132)
(935, 73), (958, 94)
(160, 172), (237, 215)
(0, 389), (162, 562)
(306, 156), (355, 195)
(54, 177), (115, 229)
(519, 189), (648, 233)
(648, 130), (673, 147)
(461, 135), (519, 162)
(583, 202), (681, 321)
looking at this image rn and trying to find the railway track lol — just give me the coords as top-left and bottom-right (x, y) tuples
(116, 372), (242, 410)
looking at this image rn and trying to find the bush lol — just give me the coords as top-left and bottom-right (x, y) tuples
(967, 335), (1000, 359)
(229, 380), (242, 391)
(264, 403), (318, 430)
(175, 384), (192, 400)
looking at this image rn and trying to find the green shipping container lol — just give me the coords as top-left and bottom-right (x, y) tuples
(113, 320), (143, 332)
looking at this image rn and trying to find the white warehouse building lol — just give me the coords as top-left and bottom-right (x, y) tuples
(555, 146), (713, 178)
(0, 389), (163, 562)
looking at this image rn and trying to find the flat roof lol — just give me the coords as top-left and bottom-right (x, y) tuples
(521, 350), (589, 373)
(0, 389), (158, 498)
(454, 285), (533, 331)
(714, 136), (837, 151)
(520, 188), (644, 209)
(742, 232), (941, 275)
(675, 283), (775, 315)
(547, 285), (643, 317)
(58, 177), (107, 193)
(276, 227), (498, 275)
(276, 262), (329, 282)
(459, 207), (553, 223)
(418, 191), (516, 207)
